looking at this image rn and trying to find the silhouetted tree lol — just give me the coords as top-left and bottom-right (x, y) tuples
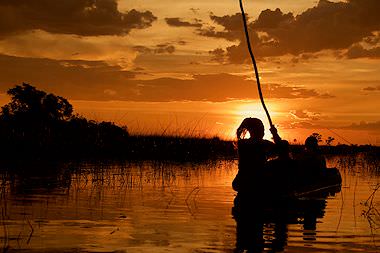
(325, 136), (335, 146)
(311, 133), (322, 143)
(1, 83), (73, 122)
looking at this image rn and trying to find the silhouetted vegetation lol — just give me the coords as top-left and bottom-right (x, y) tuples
(0, 83), (234, 162)
(0, 83), (128, 161)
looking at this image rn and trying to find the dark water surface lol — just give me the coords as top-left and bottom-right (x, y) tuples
(0, 156), (379, 252)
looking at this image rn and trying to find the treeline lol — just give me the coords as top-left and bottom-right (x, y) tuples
(0, 83), (234, 162)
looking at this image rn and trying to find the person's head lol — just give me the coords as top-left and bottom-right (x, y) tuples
(305, 136), (318, 151)
(236, 117), (264, 140)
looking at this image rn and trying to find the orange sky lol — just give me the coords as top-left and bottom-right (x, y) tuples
(0, 0), (379, 144)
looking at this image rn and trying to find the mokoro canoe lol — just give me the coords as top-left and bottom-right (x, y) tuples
(233, 167), (342, 197)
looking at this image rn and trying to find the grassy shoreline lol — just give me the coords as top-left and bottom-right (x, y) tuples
(1, 133), (379, 164)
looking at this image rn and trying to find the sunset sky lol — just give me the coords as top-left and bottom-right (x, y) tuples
(0, 0), (379, 144)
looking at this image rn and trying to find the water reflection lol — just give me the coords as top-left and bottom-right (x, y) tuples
(232, 185), (341, 252)
(0, 158), (379, 252)
(8, 166), (71, 196)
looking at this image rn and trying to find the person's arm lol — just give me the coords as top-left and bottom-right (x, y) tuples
(236, 118), (249, 140)
(270, 126), (282, 144)
(236, 127), (243, 140)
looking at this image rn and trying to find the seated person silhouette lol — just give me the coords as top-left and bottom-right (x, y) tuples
(232, 117), (281, 193)
(297, 136), (327, 185)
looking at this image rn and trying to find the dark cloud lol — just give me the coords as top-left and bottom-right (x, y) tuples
(362, 85), (380, 92)
(254, 8), (294, 30)
(177, 40), (187, 45)
(134, 44), (176, 54)
(0, 0), (156, 36)
(209, 48), (226, 63)
(0, 54), (334, 102)
(133, 46), (152, 54)
(154, 44), (175, 54)
(197, 13), (244, 42)
(190, 8), (200, 14)
(197, 12), (285, 63)
(199, 0), (380, 62)
(165, 18), (202, 28)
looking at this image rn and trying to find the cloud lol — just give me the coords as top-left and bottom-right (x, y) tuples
(362, 85), (380, 92)
(0, 30), (138, 65)
(0, 54), (335, 102)
(154, 44), (176, 54)
(290, 53), (319, 64)
(209, 48), (226, 63)
(134, 44), (176, 54)
(165, 18), (202, 28)
(345, 44), (380, 59)
(286, 121), (324, 130)
(265, 83), (334, 99)
(197, 13), (244, 42)
(199, 0), (380, 62)
(128, 76), (334, 102)
(133, 46), (152, 54)
(0, 54), (137, 101)
(289, 110), (321, 120)
(104, 89), (117, 96)
(0, 0), (156, 36)
(342, 121), (380, 131)
(190, 8), (200, 14)
(177, 40), (187, 45)
(363, 32), (380, 45)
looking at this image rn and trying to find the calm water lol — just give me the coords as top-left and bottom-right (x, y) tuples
(0, 156), (379, 253)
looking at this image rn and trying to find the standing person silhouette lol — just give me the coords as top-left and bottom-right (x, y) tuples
(232, 117), (281, 193)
